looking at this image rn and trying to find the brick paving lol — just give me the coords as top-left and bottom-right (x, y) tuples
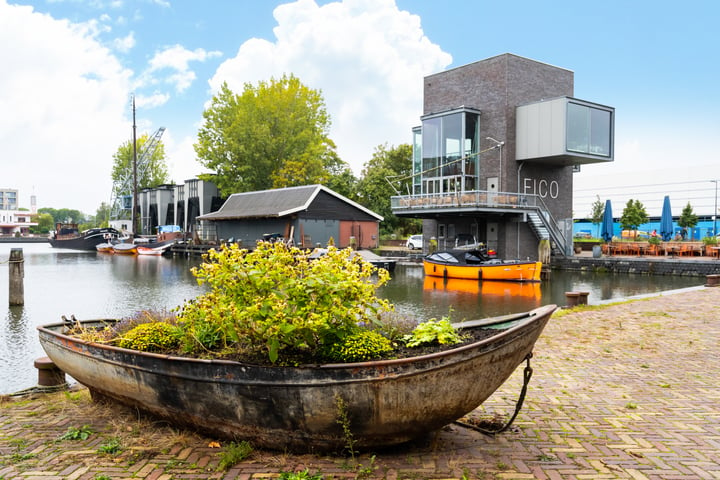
(1, 287), (719, 479)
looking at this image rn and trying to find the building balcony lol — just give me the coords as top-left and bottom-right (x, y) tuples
(391, 190), (539, 216)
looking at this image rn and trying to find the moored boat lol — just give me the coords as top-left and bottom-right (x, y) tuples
(112, 243), (138, 255)
(37, 304), (556, 451)
(49, 223), (120, 251)
(95, 242), (114, 253)
(136, 239), (175, 256)
(424, 249), (542, 282)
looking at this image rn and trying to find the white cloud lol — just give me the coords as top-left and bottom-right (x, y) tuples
(136, 92), (170, 108)
(146, 45), (222, 93)
(112, 31), (135, 53)
(209, 0), (451, 173)
(0, 1), (132, 213)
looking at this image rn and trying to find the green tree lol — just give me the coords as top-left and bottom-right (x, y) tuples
(111, 133), (169, 198)
(589, 195), (605, 238)
(94, 202), (111, 228)
(38, 207), (87, 225)
(323, 156), (358, 201)
(678, 202), (698, 239)
(619, 199), (649, 239)
(356, 143), (420, 236)
(31, 212), (55, 234)
(195, 76), (339, 196)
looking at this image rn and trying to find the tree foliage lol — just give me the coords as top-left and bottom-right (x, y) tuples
(195, 76), (345, 196)
(677, 202), (698, 229)
(356, 143), (420, 235)
(38, 207), (87, 225)
(111, 134), (170, 197)
(619, 199), (649, 238)
(589, 195), (605, 238)
(94, 202), (111, 228)
(31, 212), (55, 234)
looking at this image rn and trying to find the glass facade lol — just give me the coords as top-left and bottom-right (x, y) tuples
(566, 102), (612, 157)
(414, 109), (481, 195)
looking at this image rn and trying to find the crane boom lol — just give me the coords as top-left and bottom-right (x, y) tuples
(109, 126), (166, 227)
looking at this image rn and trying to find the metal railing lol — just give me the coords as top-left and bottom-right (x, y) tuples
(390, 190), (569, 255)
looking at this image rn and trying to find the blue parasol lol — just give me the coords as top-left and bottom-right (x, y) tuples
(660, 195), (673, 241)
(601, 199), (614, 242)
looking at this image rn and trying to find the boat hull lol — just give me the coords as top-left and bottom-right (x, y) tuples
(49, 227), (120, 251)
(95, 242), (114, 253)
(136, 239), (176, 256)
(136, 247), (163, 255)
(424, 258), (542, 282)
(38, 305), (555, 451)
(112, 244), (138, 255)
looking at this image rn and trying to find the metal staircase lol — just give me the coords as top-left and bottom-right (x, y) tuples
(526, 204), (570, 256)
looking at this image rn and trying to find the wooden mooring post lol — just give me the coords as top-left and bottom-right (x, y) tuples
(9, 248), (24, 306)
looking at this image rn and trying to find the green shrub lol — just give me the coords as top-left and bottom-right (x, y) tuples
(402, 317), (464, 348)
(325, 330), (394, 362)
(118, 322), (181, 352)
(176, 242), (393, 363)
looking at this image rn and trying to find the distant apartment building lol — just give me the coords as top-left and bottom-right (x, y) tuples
(0, 190), (38, 235)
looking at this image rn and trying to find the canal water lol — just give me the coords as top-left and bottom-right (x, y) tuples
(0, 242), (703, 395)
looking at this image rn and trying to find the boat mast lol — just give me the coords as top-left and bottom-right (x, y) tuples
(131, 95), (138, 236)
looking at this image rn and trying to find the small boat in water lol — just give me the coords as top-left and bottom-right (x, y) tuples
(136, 240), (176, 256)
(424, 248), (541, 282)
(38, 304), (556, 451)
(95, 242), (114, 253)
(112, 243), (138, 255)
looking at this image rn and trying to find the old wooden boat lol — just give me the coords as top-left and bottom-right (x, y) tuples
(37, 304), (555, 451)
(424, 249), (542, 282)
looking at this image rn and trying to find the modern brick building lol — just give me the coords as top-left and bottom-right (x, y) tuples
(391, 53), (614, 259)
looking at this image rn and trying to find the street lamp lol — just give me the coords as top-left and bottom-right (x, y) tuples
(486, 137), (505, 191)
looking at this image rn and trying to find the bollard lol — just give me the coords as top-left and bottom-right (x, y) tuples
(577, 291), (590, 305)
(705, 274), (720, 287)
(9, 248), (24, 306)
(34, 356), (66, 387)
(565, 291), (580, 308)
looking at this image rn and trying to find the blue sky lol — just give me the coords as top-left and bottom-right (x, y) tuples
(2, 0), (719, 218)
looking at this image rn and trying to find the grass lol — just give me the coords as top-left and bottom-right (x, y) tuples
(217, 440), (254, 471)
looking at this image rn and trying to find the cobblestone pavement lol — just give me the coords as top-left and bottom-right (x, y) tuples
(2, 287), (719, 480)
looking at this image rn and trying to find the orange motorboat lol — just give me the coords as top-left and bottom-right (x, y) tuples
(423, 249), (541, 282)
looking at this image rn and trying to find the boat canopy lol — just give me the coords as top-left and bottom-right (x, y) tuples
(157, 225), (182, 233)
(426, 249), (493, 265)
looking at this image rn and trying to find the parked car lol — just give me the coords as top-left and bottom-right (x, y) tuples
(406, 234), (423, 250)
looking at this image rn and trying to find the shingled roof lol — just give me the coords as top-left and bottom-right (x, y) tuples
(197, 184), (383, 221)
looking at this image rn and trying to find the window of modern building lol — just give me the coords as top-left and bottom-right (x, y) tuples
(567, 102), (612, 157)
(415, 108), (481, 195)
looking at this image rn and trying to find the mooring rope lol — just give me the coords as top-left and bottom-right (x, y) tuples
(454, 352), (534, 435)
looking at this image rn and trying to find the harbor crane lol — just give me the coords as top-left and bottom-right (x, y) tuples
(109, 126), (166, 233)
